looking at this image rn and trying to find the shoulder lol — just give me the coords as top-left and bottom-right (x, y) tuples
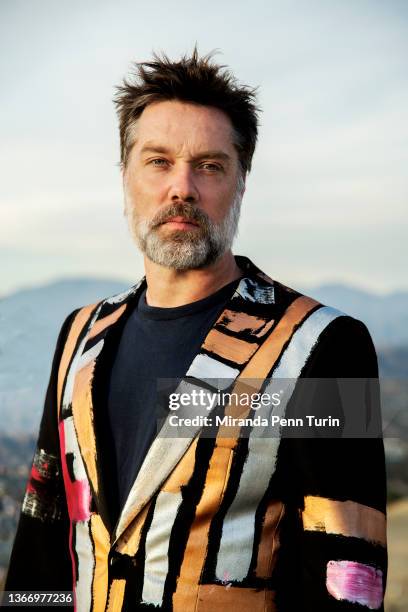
(269, 270), (373, 345)
(263, 270), (377, 377)
(58, 280), (145, 348)
(297, 306), (378, 378)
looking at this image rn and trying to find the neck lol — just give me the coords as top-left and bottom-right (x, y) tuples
(143, 250), (243, 307)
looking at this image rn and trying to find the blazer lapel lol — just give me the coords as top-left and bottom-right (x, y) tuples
(113, 257), (278, 544)
(64, 280), (145, 529)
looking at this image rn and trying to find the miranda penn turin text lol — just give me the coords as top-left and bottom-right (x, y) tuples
(167, 414), (341, 428)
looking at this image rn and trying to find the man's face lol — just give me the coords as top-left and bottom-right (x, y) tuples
(123, 99), (244, 270)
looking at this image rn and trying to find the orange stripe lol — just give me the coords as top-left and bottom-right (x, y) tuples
(216, 381), (258, 440)
(255, 500), (285, 578)
(252, 318), (274, 338)
(172, 446), (234, 609)
(203, 329), (258, 364)
(162, 438), (199, 493)
(71, 359), (99, 496)
(303, 496), (387, 547)
(217, 309), (274, 337)
(57, 304), (97, 413)
(90, 514), (110, 612)
(196, 585), (276, 611)
(241, 296), (319, 379)
(173, 296), (320, 607)
(106, 579), (126, 612)
(87, 304), (127, 340)
(215, 296), (318, 435)
(116, 440), (199, 555)
(116, 501), (152, 556)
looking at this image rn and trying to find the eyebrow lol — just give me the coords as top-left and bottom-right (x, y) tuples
(140, 143), (232, 163)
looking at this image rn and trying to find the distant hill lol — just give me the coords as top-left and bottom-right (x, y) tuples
(300, 283), (408, 349)
(0, 278), (130, 433)
(0, 276), (407, 434)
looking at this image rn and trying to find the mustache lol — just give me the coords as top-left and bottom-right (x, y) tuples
(150, 203), (211, 230)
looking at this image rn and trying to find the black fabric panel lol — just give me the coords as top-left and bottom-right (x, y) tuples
(277, 316), (386, 512)
(273, 316), (387, 610)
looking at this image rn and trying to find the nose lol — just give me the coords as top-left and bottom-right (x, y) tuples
(168, 164), (199, 204)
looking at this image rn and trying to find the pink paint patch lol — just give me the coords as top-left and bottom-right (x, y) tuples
(68, 478), (92, 522)
(326, 560), (383, 609)
(58, 420), (91, 522)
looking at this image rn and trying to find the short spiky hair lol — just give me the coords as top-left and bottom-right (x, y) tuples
(114, 48), (260, 174)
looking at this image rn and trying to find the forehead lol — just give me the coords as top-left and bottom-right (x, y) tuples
(132, 100), (237, 155)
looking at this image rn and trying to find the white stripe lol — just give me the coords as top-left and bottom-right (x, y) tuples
(74, 520), (94, 612)
(216, 306), (346, 581)
(142, 491), (183, 606)
(273, 306), (346, 378)
(187, 354), (239, 386)
(78, 339), (104, 370)
(215, 436), (277, 582)
(62, 304), (103, 413)
(214, 381), (294, 582)
(105, 280), (143, 304)
(63, 417), (87, 481)
(236, 277), (275, 304)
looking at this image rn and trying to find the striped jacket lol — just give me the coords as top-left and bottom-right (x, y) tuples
(6, 256), (387, 611)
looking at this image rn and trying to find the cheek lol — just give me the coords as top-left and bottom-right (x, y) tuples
(201, 182), (237, 220)
(135, 172), (171, 200)
(125, 174), (163, 210)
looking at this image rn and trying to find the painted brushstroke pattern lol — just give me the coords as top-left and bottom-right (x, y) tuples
(326, 560), (383, 609)
(22, 449), (63, 522)
(59, 419), (91, 522)
(186, 353), (240, 383)
(303, 496), (386, 547)
(61, 303), (103, 418)
(142, 490), (183, 606)
(273, 305), (346, 378)
(104, 280), (143, 305)
(75, 520), (94, 612)
(197, 584), (276, 611)
(203, 329), (260, 364)
(216, 310), (275, 339)
(236, 277), (275, 304)
(216, 304), (345, 582)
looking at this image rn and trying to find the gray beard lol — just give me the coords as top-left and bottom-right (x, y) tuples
(124, 181), (243, 270)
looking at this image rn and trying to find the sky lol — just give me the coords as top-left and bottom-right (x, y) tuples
(1, 0), (407, 296)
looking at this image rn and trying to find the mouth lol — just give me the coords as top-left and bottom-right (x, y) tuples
(161, 216), (200, 230)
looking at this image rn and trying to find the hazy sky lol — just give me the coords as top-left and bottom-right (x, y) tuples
(1, 0), (407, 296)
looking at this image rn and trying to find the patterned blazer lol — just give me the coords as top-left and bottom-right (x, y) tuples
(6, 256), (387, 611)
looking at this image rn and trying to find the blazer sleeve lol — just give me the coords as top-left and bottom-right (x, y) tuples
(275, 316), (387, 611)
(5, 309), (80, 591)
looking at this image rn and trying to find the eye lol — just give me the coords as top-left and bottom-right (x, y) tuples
(199, 162), (222, 172)
(149, 158), (169, 167)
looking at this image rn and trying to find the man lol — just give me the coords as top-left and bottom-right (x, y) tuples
(6, 49), (387, 611)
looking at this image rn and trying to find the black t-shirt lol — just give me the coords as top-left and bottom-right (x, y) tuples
(106, 277), (241, 518)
